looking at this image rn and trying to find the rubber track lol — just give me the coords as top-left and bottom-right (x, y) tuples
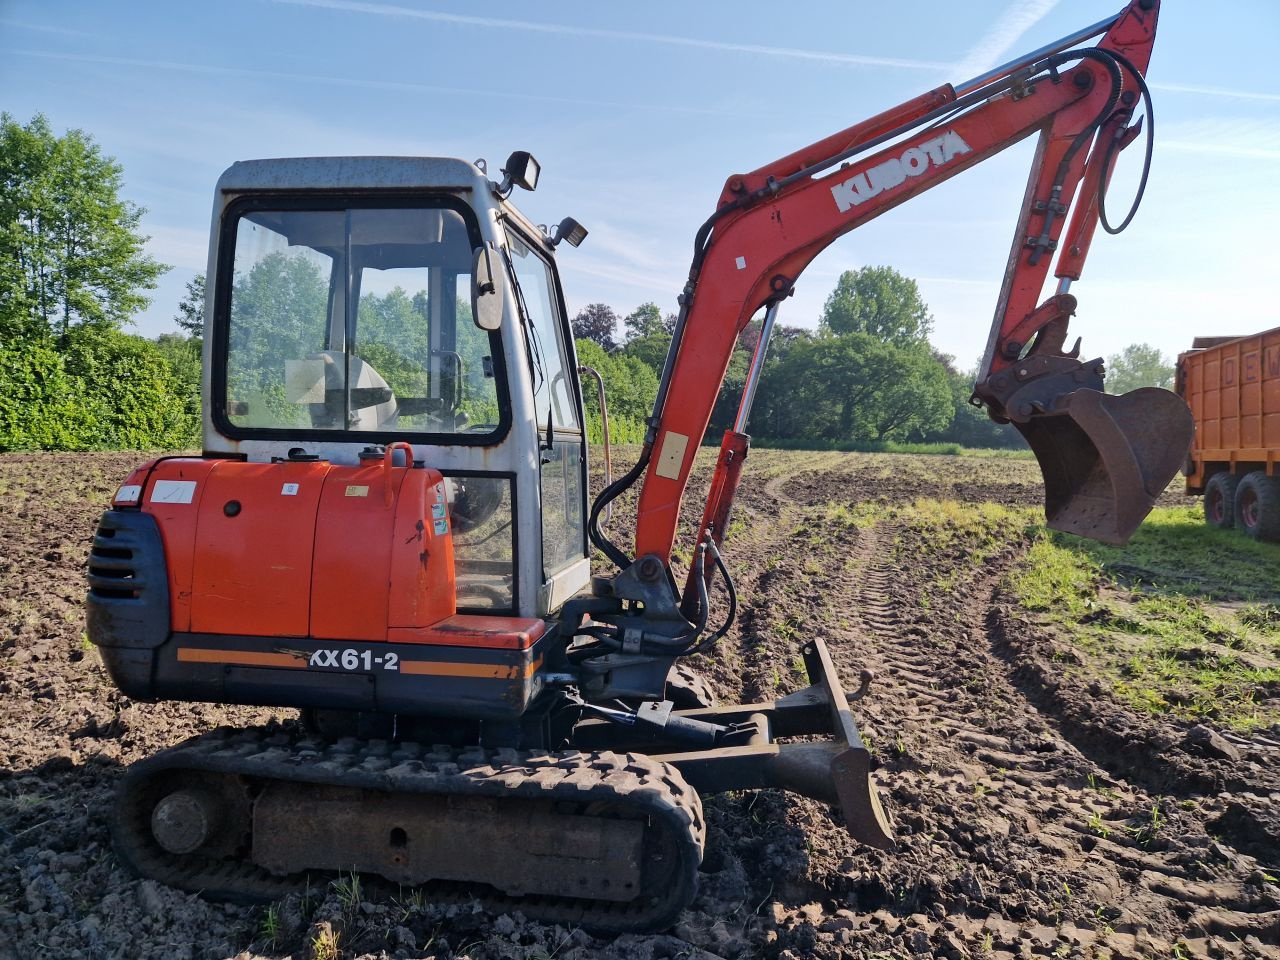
(112, 727), (705, 933)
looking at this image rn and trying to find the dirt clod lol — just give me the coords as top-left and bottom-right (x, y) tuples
(1185, 723), (1242, 761)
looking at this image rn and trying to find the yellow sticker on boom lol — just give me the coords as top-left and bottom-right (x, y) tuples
(345, 485), (369, 497)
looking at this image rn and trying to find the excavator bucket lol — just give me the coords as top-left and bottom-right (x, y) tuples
(1015, 387), (1194, 545)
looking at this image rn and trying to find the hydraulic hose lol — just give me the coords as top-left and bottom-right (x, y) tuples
(685, 546), (738, 657)
(588, 442), (651, 570)
(1096, 49), (1154, 234)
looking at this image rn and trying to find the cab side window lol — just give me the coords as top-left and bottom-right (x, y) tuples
(505, 231), (585, 577)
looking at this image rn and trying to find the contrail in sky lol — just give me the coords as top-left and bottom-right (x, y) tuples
(1150, 82), (1280, 103)
(0, 18), (92, 38)
(950, 0), (1061, 81)
(270, 0), (950, 71)
(8, 49), (757, 117)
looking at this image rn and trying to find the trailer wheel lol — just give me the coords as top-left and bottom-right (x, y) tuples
(1203, 472), (1240, 529)
(1235, 472), (1280, 542)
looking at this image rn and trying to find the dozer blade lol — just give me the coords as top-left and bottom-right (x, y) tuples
(1016, 387), (1193, 545)
(833, 744), (895, 849)
(769, 639), (895, 850)
(636, 638), (895, 851)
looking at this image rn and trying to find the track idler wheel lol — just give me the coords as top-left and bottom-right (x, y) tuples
(150, 788), (223, 855)
(1016, 387), (1193, 545)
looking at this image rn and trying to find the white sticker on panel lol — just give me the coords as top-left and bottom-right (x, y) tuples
(150, 480), (196, 504)
(655, 431), (690, 481)
(281, 483), (300, 496)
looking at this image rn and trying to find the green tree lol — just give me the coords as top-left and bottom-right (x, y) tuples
(0, 341), (100, 449)
(769, 332), (951, 443)
(174, 273), (205, 337)
(576, 338), (658, 442)
(623, 301), (674, 342)
(356, 285), (431, 397)
(153, 332), (203, 430)
(0, 329), (198, 450)
(619, 300), (677, 377)
(63, 327), (198, 448)
(0, 113), (166, 343)
(921, 352), (1025, 449)
(621, 329), (672, 376)
(226, 250), (330, 408)
(1105, 342), (1173, 394)
(820, 266), (932, 345)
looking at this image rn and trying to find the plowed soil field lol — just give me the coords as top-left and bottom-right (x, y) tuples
(2, 450), (1277, 960)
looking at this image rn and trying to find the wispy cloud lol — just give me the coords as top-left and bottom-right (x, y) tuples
(143, 225), (210, 272)
(950, 0), (1060, 81)
(1163, 141), (1280, 161)
(8, 49), (758, 118)
(562, 259), (676, 296)
(0, 18), (92, 38)
(271, 0), (948, 71)
(580, 220), (684, 276)
(1159, 117), (1280, 161)
(917, 276), (997, 287)
(1150, 82), (1280, 104)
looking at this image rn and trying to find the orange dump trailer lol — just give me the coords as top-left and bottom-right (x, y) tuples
(1177, 328), (1280, 540)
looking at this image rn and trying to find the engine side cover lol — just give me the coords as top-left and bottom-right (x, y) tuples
(138, 458), (456, 639)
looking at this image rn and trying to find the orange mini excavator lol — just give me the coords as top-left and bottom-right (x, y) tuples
(89, 0), (1189, 930)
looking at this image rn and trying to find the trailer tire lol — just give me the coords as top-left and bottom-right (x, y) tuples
(1235, 471), (1280, 542)
(1203, 472), (1240, 529)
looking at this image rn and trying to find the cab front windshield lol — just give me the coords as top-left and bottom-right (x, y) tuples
(222, 202), (504, 439)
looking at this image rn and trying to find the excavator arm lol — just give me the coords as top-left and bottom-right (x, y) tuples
(589, 0), (1190, 597)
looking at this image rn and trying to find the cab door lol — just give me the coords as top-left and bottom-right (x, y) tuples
(504, 230), (590, 614)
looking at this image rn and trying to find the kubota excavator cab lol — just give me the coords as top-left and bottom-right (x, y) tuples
(92, 155), (598, 726)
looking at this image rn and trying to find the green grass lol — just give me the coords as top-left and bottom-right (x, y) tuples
(901, 498), (1036, 564)
(1005, 507), (1280, 731)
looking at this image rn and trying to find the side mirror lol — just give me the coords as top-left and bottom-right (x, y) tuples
(500, 151), (540, 193)
(471, 242), (506, 332)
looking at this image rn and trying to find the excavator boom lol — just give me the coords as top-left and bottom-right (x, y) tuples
(590, 0), (1190, 587)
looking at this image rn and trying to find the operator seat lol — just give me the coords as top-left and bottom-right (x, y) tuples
(307, 350), (400, 430)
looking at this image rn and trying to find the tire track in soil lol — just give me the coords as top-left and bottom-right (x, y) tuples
(847, 524), (1277, 957)
(698, 461), (1279, 959)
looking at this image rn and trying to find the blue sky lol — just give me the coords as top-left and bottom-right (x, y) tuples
(3, 0), (1277, 371)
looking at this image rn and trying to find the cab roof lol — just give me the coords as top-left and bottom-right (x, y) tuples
(216, 156), (491, 195)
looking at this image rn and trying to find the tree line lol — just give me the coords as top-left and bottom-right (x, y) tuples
(571, 271), (1179, 452)
(0, 114), (199, 450)
(0, 112), (1176, 452)
(574, 268), (1012, 451)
